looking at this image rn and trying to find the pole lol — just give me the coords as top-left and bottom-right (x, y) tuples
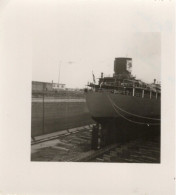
(42, 83), (45, 134)
(132, 87), (135, 96)
(66, 89), (69, 131)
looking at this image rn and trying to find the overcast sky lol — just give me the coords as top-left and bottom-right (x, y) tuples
(31, 3), (161, 88)
(1, 0), (163, 88)
(33, 30), (161, 88)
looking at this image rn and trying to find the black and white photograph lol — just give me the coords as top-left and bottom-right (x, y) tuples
(31, 32), (161, 163)
(0, 0), (175, 195)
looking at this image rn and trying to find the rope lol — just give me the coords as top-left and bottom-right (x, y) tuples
(107, 94), (160, 121)
(112, 104), (160, 126)
(107, 94), (160, 126)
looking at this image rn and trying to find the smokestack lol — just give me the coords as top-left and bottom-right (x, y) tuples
(154, 79), (156, 84)
(114, 57), (132, 75)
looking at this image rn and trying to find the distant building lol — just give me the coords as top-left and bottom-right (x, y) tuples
(32, 81), (66, 92)
(52, 83), (66, 90)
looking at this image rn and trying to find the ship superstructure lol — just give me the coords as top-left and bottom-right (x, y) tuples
(85, 58), (161, 147)
(88, 58), (160, 99)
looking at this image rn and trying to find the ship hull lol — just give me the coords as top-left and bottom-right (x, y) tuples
(85, 91), (160, 126)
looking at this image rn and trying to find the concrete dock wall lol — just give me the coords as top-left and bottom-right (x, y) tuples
(31, 101), (93, 136)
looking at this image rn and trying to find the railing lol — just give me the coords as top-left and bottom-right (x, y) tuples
(121, 90), (160, 100)
(90, 88), (160, 100)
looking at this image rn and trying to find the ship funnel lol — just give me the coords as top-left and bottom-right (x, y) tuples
(114, 57), (132, 75)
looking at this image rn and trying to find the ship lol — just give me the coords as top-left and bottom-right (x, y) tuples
(85, 58), (161, 147)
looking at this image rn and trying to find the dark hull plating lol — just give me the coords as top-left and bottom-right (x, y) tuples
(86, 91), (160, 126)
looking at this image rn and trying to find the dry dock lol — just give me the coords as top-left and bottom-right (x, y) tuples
(31, 124), (160, 163)
(31, 91), (160, 163)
